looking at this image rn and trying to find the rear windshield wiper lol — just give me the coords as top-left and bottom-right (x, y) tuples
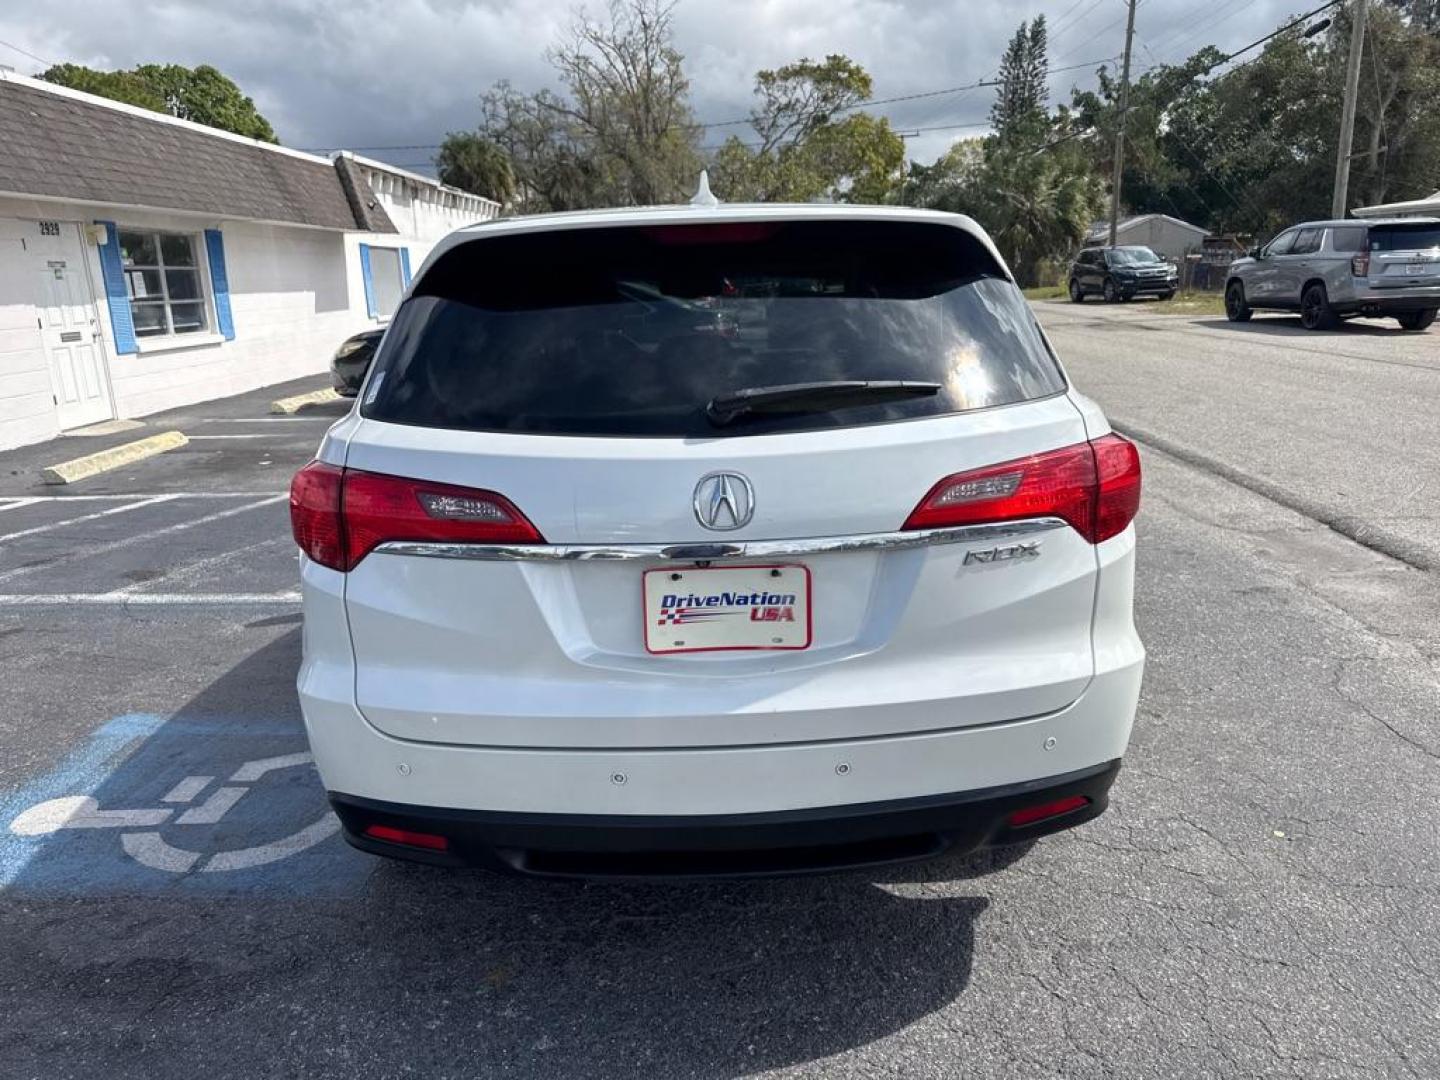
(706, 380), (941, 426)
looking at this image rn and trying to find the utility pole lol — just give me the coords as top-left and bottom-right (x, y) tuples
(1108, 0), (1139, 246)
(1331, 0), (1368, 218)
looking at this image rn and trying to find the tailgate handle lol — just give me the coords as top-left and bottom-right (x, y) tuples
(661, 542), (744, 561)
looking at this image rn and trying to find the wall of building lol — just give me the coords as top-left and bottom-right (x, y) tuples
(109, 215), (368, 420)
(0, 214), (55, 451)
(1123, 219), (1208, 263)
(0, 167), (493, 452)
(356, 161), (500, 244)
(0, 196), (375, 451)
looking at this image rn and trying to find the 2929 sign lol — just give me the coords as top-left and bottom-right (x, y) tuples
(38, 221), (61, 237)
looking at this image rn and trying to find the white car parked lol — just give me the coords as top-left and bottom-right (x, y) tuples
(291, 202), (1144, 878)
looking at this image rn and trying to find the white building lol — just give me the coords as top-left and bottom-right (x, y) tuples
(0, 71), (498, 452)
(1353, 190), (1440, 218)
(1084, 214), (1209, 263)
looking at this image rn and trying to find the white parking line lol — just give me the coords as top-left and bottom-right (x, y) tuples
(196, 417), (333, 423)
(0, 592), (300, 607)
(109, 536), (290, 596)
(0, 493), (282, 501)
(0, 498), (42, 515)
(0, 494), (179, 544)
(0, 495), (287, 586)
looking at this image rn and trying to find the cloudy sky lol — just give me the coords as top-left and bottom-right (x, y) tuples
(1, 0), (1309, 172)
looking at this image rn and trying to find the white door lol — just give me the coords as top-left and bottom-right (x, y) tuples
(33, 222), (112, 430)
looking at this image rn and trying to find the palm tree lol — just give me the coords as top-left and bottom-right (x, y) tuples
(435, 133), (517, 206)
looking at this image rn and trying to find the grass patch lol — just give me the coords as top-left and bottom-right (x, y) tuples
(1025, 286), (1226, 316)
(1144, 290), (1225, 317)
(1023, 285), (1067, 300)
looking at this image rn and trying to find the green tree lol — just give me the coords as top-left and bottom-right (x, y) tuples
(1068, 4), (1440, 236)
(477, 0), (700, 211)
(480, 82), (607, 212)
(990, 17), (1049, 142)
(435, 132), (517, 204)
(904, 20), (1104, 284)
(40, 63), (277, 142)
(36, 63), (165, 112)
(710, 55), (904, 203)
(897, 138), (984, 210)
(1346, 3), (1440, 207)
(976, 131), (1105, 285)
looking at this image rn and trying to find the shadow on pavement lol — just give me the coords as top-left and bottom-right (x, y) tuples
(1191, 316), (1407, 337)
(2, 627), (1024, 1077)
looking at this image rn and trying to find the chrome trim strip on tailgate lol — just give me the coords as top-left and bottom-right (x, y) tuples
(374, 518), (1068, 563)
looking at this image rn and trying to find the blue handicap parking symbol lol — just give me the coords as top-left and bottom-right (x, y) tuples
(2, 712), (371, 896)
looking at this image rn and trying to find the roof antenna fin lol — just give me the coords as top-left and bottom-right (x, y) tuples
(690, 170), (719, 208)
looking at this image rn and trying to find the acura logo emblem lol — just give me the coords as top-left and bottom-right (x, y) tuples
(693, 471), (755, 531)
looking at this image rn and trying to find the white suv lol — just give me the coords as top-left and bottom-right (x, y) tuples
(291, 204), (1144, 878)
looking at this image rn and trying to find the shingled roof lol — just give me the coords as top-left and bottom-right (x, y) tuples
(0, 72), (396, 233)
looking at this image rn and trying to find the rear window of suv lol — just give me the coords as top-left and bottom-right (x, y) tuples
(362, 220), (1066, 438)
(1370, 223), (1440, 252)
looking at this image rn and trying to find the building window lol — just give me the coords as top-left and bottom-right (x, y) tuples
(368, 246), (405, 320)
(118, 230), (210, 337)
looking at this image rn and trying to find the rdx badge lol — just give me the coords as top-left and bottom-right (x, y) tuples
(963, 541), (1041, 566)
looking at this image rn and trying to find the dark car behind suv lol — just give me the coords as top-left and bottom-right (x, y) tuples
(1068, 246), (1179, 303)
(331, 328), (385, 397)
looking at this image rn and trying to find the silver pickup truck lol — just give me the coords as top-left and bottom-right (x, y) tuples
(1225, 218), (1440, 331)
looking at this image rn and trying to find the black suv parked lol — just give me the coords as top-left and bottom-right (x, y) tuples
(1068, 246), (1179, 303)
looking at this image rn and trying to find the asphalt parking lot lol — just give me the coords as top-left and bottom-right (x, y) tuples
(2, 318), (1439, 1078)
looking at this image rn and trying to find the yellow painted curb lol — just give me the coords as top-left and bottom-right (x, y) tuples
(270, 388), (341, 414)
(41, 431), (189, 485)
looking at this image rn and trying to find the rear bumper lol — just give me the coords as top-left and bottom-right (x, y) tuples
(1116, 277), (1178, 296)
(330, 759), (1121, 878)
(1336, 286), (1440, 314)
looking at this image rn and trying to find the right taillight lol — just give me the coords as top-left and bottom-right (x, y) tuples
(1351, 252), (1370, 277)
(1090, 433), (1142, 543)
(288, 462), (544, 572)
(902, 433), (1140, 544)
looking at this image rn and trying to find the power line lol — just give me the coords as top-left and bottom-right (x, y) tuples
(0, 37), (53, 67)
(1145, 0), (1250, 60)
(1050, 0), (1109, 38)
(1053, 11), (1132, 66)
(1033, 0), (1344, 158)
(1148, 0), (1344, 77)
(302, 58), (1120, 155)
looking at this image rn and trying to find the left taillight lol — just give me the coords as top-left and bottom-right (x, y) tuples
(289, 462), (544, 572)
(290, 461), (346, 569)
(901, 433), (1141, 544)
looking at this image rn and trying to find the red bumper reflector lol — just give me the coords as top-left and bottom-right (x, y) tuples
(1007, 795), (1091, 828)
(363, 824), (450, 852)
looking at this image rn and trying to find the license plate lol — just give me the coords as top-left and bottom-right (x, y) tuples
(1408, 263), (1426, 275)
(643, 565), (811, 654)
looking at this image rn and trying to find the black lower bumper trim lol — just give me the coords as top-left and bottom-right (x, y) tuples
(330, 760), (1122, 879)
(1340, 299), (1440, 315)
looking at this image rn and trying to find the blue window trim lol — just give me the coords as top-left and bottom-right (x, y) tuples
(204, 229), (235, 341)
(359, 243), (377, 318)
(94, 221), (137, 355)
(400, 247), (412, 287)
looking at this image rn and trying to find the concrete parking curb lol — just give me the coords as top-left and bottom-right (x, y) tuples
(1115, 420), (1439, 574)
(40, 431), (189, 486)
(270, 389), (340, 414)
